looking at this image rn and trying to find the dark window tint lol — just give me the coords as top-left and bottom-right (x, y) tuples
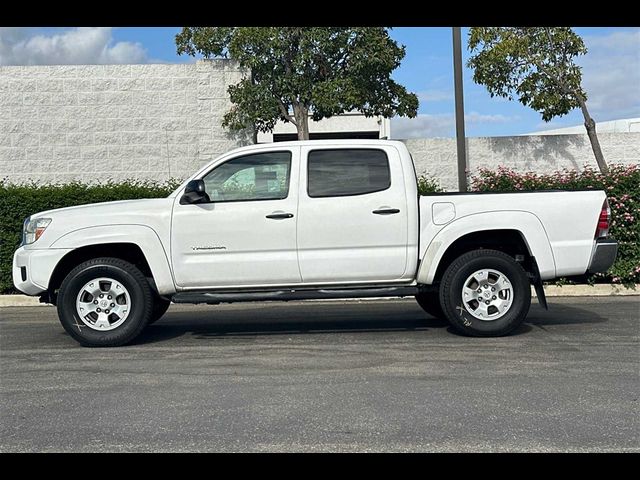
(307, 149), (390, 198)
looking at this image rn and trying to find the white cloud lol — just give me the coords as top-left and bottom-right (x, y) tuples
(417, 89), (452, 102)
(392, 114), (454, 138)
(534, 120), (569, 131)
(0, 27), (148, 65)
(465, 112), (515, 124)
(391, 112), (515, 139)
(579, 29), (640, 121)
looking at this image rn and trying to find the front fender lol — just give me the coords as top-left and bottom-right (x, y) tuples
(49, 224), (176, 295)
(417, 211), (556, 284)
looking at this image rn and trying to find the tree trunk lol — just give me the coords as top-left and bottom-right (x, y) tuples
(576, 95), (608, 174)
(293, 104), (310, 140)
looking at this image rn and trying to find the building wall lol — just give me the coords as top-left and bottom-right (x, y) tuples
(0, 60), (251, 184)
(256, 113), (390, 142)
(404, 132), (640, 191)
(1, 60), (638, 189)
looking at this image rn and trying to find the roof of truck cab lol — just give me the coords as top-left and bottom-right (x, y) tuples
(226, 139), (406, 154)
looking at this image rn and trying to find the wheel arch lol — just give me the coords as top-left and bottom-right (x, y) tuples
(47, 225), (176, 302)
(48, 243), (151, 302)
(417, 211), (556, 285)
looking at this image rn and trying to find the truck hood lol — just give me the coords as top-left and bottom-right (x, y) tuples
(28, 198), (175, 249)
(32, 198), (169, 220)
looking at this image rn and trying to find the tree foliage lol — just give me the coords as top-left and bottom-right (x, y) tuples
(467, 27), (608, 173)
(176, 27), (419, 139)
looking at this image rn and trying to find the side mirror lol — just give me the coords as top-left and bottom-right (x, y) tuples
(180, 179), (210, 205)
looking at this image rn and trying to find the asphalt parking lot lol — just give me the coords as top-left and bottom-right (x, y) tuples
(1, 296), (638, 452)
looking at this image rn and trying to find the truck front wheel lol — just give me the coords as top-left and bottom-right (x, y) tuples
(415, 291), (445, 319)
(56, 257), (153, 347)
(439, 249), (531, 337)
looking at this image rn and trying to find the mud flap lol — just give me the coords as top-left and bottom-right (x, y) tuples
(530, 257), (548, 310)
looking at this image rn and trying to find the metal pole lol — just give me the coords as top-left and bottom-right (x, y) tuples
(452, 27), (467, 192)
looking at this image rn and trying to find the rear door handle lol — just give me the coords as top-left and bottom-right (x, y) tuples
(266, 212), (294, 219)
(372, 208), (400, 215)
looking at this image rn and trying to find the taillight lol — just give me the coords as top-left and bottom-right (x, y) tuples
(595, 200), (610, 239)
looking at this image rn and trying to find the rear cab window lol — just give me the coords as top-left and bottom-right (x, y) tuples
(307, 149), (391, 198)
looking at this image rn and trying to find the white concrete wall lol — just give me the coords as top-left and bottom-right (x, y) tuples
(404, 132), (640, 191)
(0, 60), (251, 184)
(1, 60), (638, 189)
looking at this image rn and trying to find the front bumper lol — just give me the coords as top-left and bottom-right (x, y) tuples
(587, 238), (618, 274)
(12, 246), (72, 296)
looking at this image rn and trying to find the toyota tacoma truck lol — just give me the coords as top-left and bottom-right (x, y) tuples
(13, 140), (618, 347)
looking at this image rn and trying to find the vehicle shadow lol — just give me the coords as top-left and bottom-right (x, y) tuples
(133, 302), (448, 345)
(525, 301), (608, 326)
(131, 300), (606, 346)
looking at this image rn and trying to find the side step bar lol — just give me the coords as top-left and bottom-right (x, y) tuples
(172, 286), (420, 305)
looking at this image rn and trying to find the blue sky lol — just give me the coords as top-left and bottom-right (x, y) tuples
(1, 27), (638, 138)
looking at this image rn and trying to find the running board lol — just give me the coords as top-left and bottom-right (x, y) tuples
(172, 286), (420, 305)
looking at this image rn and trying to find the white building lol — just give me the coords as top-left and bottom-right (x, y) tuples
(524, 117), (640, 135)
(256, 112), (390, 143)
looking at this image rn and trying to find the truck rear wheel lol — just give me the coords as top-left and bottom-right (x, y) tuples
(148, 298), (171, 324)
(439, 249), (531, 337)
(56, 257), (153, 347)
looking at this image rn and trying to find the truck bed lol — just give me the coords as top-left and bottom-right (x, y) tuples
(418, 189), (607, 280)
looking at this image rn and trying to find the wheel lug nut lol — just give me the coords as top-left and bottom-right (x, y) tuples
(93, 300), (98, 304)
(492, 296), (496, 300)
(485, 301), (490, 305)
(110, 303), (115, 307)
(97, 308), (101, 312)
(477, 289), (482, 293)
(99, 294), (103, 298)
(108, 295), (112, 300)
(105, 310), (110, 314)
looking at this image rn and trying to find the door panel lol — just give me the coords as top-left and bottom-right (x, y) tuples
(297, 146), (408, 283)
(171, 148), (301, 288)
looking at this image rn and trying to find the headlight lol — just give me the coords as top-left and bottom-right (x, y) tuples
(24, 218), (51, 245)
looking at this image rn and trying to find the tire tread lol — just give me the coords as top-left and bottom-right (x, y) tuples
(57, 257), (153, 347)
(439, 249), (531, 337)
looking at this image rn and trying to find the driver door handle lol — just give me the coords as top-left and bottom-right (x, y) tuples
(372, 208), (400, 215)
(266, 212), (294, 219)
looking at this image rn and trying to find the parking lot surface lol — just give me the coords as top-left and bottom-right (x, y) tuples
(1, 296), (638, 452)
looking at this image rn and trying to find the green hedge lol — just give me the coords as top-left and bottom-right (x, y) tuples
(0, 180), (181, 294)
(417, 174), (445, 193)
(467, 164), (639, 287)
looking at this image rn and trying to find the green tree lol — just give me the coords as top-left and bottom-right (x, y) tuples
(467, 27), (608, 173)
(176, 27), (419, 140)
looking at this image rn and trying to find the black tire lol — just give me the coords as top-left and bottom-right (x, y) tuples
(56, 257), (153, 347)
(439, 249), (531, 337)
(415, 291), (445, 319)
(148, 298), (171, 324)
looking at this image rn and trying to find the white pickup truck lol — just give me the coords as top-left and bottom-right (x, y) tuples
(13, 140), (617, 347)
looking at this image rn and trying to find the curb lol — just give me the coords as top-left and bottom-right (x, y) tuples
(0, 284), (637, 307)
(535, 284), (639, 297)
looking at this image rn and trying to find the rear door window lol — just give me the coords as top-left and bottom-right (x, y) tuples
(307, 149), (390, 198)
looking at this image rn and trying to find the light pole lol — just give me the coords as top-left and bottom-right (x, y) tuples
(452, 27), (468, 192)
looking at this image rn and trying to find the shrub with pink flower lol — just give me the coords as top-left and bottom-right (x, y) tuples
(468, 164), (639, 287)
